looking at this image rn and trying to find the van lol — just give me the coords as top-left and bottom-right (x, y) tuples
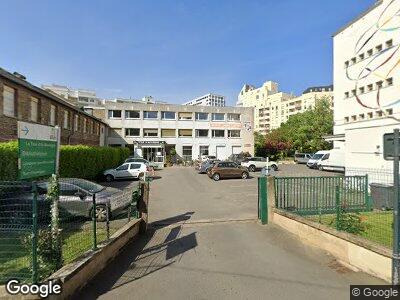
(306, 150), (330, 169)
(317, 150), (345, 172)
(294, 153), (313, 164)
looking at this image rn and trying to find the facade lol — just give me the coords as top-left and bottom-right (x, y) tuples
(330, 0), (399, 172)
(183, 93), (225, 107)
(42, 84), (101, 107)
(88, 102), (254, 161)
(0, 68), (107, 146)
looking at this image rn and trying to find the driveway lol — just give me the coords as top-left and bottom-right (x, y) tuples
(78, 166), (384, 300)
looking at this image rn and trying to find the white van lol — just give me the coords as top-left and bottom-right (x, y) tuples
(317, 150), (345, 172)
(306, 150), (330, 169)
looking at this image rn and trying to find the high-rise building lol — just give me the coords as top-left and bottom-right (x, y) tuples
(183, 93), (225, 107)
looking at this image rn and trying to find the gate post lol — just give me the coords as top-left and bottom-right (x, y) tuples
(258, 176), (268, 225)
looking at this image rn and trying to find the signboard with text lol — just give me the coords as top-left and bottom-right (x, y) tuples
(383, 132), (400, 161)
(18, 121), (59, 180)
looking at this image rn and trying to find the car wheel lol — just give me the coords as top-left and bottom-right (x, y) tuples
(105, 174), (114, 182)
(241, 172), (249, 179)
(318, 165), (324, 171)
(249, 165), (256, 172)
(271, 164), (278, 171)
(213, 173), (220, 181)
(93, 205), (108, 222)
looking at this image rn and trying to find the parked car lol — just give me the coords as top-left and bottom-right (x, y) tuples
(241, 157), (278, 172)
(294, 153), (313, 164)
(200, 155), (217, 162)
(104, 162), (147, 182)
(307, 151), (330, 169)
(125, 157), (150, 166)
(198, 159), (220, 174)
(207, 161), (249, 181)
(316, 150), (345, 172)
(227, 153), (251, 164)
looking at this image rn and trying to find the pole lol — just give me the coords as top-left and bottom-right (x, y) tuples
(259, 176), (268, 224)
(335, 186), (341, 231)
(55, 126), (61, 176)
(392, 129), (400, 285)
(92, 193), (97, 251)
(31, 182), (38, 283)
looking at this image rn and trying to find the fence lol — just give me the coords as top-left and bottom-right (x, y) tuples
(0, 178), (146, 284)
(274, 172), (393, 249)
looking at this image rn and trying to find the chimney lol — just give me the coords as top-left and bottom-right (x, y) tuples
(13, 72), (26, 80)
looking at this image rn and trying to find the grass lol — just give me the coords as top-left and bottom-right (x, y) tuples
(309, 210), (392, 248)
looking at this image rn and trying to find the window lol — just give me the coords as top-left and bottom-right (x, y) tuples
(125, 110), (140, 119)
(63, 110), (69, 129)
(227, 113), (240, 122)
(125, 128), (140, 137)
(376, 44), (383, 52)
(344, 117), (349, 123)
(212, 130), (225, 138)
(161, 111), (176, 120)
(195, 112), (208, 121)
(143, 128), (158, 137)
(199, 145), (209, 156)
(359, 53), (365, 60)
(344, 92), (349, 98)
(130, 163), (142, 170)
(50, 105), (56, 126)
(367, 84), (373, 92)
(228, 130), (240, 138)
(367, 112), (373, 119)
(161, 129), (176, 137)
(376, 81), (383, 89)
(108, 110), (122, 119)
(196, 129), (209, 137)
(83, 118), (87, 133)
(386, 108), (393, 116)
(211, 113), (225, 121)
(344, 61), (349, 68)
(367, 49), (373, 57)
(116, 164), (129, 171)
(74, 115), (78, 131)
(143, 111), (158, 119)
(376, 111), (383, 117)
(178, 129), (192, 137)
(3, 85), (15, 117)
(386, 39), (393, 48)
(387, 78), (393, 86)
(178, 112), (193, 120)
(351, 57), (357, 64)
(351, 89), (356, 96)
(359, 87), (365, 94)
(182, 146), (192, 160)
(359, 114), (365, 120)
(30, 97), (39, 122)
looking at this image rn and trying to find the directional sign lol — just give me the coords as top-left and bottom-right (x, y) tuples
(384, 132), (400, 161)
(18, 121), (60, 180)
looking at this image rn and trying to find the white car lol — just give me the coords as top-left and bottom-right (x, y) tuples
(104, 162), (147, 182)
(241, 157), (278, 172)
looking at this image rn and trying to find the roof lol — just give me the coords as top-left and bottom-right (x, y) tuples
(302, 85), (333, 94)
(333, 0), (383, 37)
(0, 67), (107, 126)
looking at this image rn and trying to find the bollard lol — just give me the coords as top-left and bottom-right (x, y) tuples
(92, 193), (97, 251)
(258, 176), (268, 225)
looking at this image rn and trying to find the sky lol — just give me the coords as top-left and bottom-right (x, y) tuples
(0, 0), (376, 106)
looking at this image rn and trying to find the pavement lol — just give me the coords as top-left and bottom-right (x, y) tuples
(77, 166), (385, 300)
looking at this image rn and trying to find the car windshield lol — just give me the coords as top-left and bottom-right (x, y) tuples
(311, 154), (325, 160)
(62, 179), (105, 193)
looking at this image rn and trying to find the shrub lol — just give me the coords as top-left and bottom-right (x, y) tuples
(0, 141), (18, 180)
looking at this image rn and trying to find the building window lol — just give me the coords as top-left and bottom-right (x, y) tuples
(367, 84), (373, 92)
(228, 130), (240, 138)
(351, 89), (356, 96)
(227, 113), (240, 122)
(143, 111), (158, 119)
(211, 113), (225, 121)
(367, 112), (373, 119)
(344, 117), (349, 123)
(376, 111), (383, 117)
(351, 57), (357, 64)
(344, 92), (349, 98)
(195, 129), (209, 137)
(63, 110), (69, 129)
(386, 78), (393, 86)
(178, 112), (193, 120)
(161, 129), (176, 137)
(161, 111), (176, 120)
(344, 61), (349, 68)
(376, 81), (383, 89)
(199, 145), (209, 157)
(359, 53), (365, 60)
(125, 110), (140, 119)
(195, 112), (208, 121)
(143, 128), (158, 137)
(108, 110), (122, 119)
(178, 129), (192, 137)
(83, 118), (87, 133)
(74, 115), (79, 132)
(359, 87), (365, 94)
(359, 114), (365, 120)
(30, 97), (39, 122)
(212, 129), (225, 138)
(182, 146), (192, 160)
(376, 44), (383, 52)
(386, 39), (393, 48)
(125, 128), (140, 137)
(50, 105), (56, 126)
(3, 85), (15, 117)
(367, 49), (373, 57)
(386, 108), (393, 116)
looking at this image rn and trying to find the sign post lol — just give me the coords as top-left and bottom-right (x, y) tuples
(18, 121), (60, 180)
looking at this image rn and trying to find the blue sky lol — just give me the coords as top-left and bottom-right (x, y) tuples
(0, 0), (375, 106)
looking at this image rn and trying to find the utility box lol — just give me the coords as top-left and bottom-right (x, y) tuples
(370, 183), (394, 210)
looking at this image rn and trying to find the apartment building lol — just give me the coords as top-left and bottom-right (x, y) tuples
(329, 0), (399, 171)
(0, 68), (107, 146)
(88, 101), (254, 161)
(42, 84), (101, 107)
(183, 93), (225, 107)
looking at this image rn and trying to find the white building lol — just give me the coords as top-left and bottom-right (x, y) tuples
(183, 93), (225, 107)
(88, 102), (254, 161)
(329, 0), (400, 174)
(42, 84), (101, 107)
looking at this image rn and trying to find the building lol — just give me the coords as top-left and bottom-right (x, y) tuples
(88, 101), (254, 161)
(0, 68), (108, 146)
(183, 93), (225, 107)
(329, 0), (399, 172)
(42, 84), (101, 107)
(238, 81), (333, 134)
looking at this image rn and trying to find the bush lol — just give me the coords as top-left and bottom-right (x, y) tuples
(0, 141), (130, 180)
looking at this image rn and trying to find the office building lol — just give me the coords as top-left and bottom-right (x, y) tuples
(183, 93), (225, 107)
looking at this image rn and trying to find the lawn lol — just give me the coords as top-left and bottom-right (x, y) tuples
(309, 210), (392, 248)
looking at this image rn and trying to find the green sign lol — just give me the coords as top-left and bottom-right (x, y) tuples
(18, 121), (59, 180)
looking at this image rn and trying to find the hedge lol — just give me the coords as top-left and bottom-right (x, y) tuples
(0, 141), (130, 181)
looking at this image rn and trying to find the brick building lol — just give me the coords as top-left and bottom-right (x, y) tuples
(0, 67), (107, 146)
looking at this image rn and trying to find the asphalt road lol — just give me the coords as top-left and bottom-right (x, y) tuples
(78, 166), (384, 300)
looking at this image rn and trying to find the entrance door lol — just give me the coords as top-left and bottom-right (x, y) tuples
(216, 146), (226, 160)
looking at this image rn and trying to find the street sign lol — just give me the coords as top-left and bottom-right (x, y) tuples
(383, 132), (400, 160)
(18, 121), (60, 180)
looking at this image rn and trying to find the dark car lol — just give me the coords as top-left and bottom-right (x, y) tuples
(198, 159), (220, 174)
(207, 161), (249, 181)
